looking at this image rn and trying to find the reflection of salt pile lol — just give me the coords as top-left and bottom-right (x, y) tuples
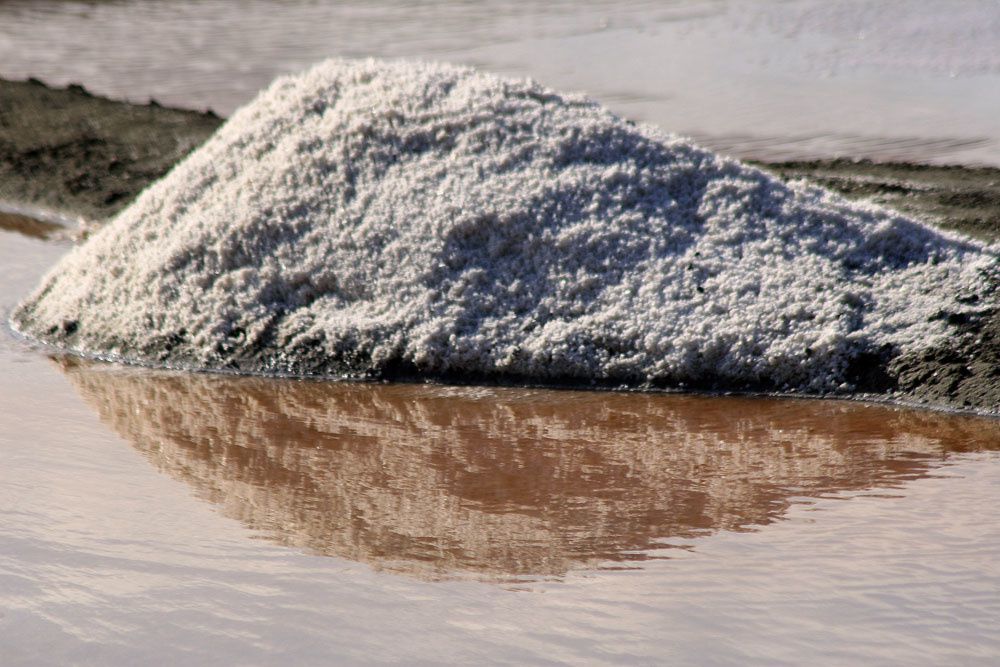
(13, 59), (995, 391)
(61, 361), (1000, 579)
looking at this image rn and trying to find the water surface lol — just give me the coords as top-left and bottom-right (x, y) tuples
(60, 359), (1000, 581)
(2, 224), (1000, 664)
(2, 0), (999, 165)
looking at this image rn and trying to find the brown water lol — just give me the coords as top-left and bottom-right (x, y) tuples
(3, 224), (1000, 664)
(59, 360), (1000, 581)
(0, 210), (74, 242)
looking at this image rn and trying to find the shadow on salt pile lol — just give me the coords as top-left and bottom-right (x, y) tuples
(60, 357), (1000, 581)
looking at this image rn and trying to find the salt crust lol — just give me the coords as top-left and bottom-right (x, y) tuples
(11, 59), (997, 391)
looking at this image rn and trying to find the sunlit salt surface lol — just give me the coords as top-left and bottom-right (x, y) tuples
(1, 0), (999, 166)
(2, 227), (1000, 664)
(12, 59), (995, 392)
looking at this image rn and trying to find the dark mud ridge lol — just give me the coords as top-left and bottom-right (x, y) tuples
(0, 77), (219, 222)
(2, 74), (998, 414)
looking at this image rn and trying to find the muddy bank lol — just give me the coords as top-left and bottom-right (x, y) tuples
(758, 160), (1000, 243)
(1, 76), (997, 413)
(0, 77), (220, 222)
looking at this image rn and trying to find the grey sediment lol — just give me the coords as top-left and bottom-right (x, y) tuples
(2, 76), (998, 414)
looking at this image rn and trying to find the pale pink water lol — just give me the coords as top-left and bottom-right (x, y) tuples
(2, 226), (999, 664)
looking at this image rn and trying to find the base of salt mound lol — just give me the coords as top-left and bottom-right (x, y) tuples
(10, 58), (997, 394)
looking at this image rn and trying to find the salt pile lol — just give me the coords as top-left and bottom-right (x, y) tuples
(11, 59), (996, 392)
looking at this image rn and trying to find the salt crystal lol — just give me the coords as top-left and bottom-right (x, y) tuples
(11, 58), (995, 392)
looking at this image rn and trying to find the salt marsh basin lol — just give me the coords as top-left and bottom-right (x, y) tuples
(3, 0), (1000, 662)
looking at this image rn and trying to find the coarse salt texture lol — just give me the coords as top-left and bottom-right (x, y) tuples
(11, 59), (996, 392)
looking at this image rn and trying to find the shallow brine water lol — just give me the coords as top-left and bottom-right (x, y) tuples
(2, 0), (1000, 166)
(3, 222), (1000, 664)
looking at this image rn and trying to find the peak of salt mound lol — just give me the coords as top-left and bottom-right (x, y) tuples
(11, 59), (995, 392)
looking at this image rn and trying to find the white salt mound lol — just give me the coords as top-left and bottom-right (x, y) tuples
(12, 59), (996, 392)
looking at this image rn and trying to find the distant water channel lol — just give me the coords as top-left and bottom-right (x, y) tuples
(1, 0), (1000, 166)
(3, 218), (1000, 663)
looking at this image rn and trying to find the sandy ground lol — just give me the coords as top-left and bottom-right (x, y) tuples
(2, 77), (997, 413)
